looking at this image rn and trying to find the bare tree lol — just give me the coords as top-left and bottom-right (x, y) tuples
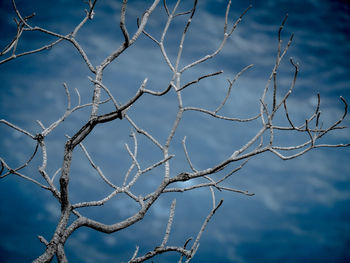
(0, 0), (349, 262)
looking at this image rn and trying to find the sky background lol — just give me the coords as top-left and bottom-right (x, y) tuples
(0, 0), (350, 262)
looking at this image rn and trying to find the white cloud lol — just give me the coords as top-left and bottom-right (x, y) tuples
(45, 202), (60, 221)
(254, 185), (282, 211)
(104, 235), (117, 246)
(305, 176), (350, 206)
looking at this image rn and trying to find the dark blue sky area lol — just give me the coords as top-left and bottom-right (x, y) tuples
(0, 0), (350, 262)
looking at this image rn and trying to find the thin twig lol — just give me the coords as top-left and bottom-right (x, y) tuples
(182, 136), (197, 172)
(215, 64), (253, 113)
(189, 200), (224, 261)
(0, 119), (35, 139)
(179, 71), (223, 92)
(161, 199), (176, 247)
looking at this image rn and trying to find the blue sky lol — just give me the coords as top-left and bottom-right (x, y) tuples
(0, 0), (350, 262)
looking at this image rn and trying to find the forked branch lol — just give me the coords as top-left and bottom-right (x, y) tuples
(0, 1), (348, 262)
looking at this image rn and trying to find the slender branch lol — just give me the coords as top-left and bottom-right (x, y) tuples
(79, 142), (118, 189)
(188, 199), (223, 261)
(0, 142), (39, 178)
(180, 4), (251, 73)
(215, 64), (253, 113)
(129, 246), (190, 263)
(182, 136), (197, 172)
(179, 70), (223, 92)
(125, 115), (164, 150)
(10, 170), (50, 189)
(143, 82), (173, 96)
(11, 0), (32, 28)
(123, 132), (138, 186)
(130, 246), (140, 261)
(163, 183), (253, 196)
(0, 119), (35, 139)
(88, 77), (119, 110)
(163, 0), (170, 16)
(72, 187), (123, 209)
(174, 0), (198, 71)
(99, 0), (161, 70)
(120, 0), (130, 45)
(160, 199), (176, 247)
(184, 107), (260, 122)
